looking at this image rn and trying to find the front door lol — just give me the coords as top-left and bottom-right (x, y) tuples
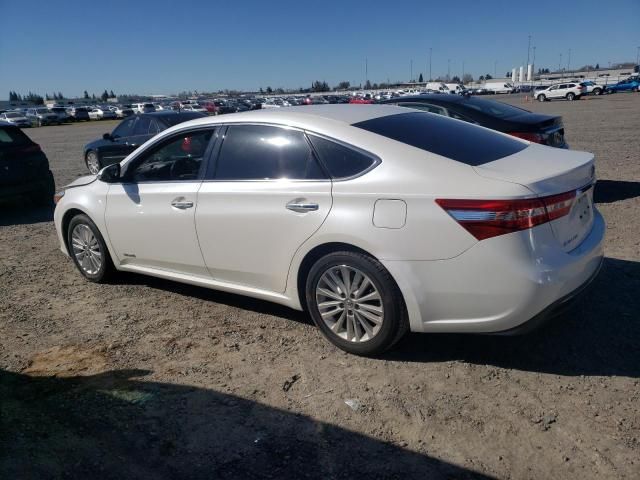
(104, 127), (216, 277)
(196, 124), (332, 293)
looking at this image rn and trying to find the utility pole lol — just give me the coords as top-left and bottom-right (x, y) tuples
(559, 53), (562, 77)
(365, 58), (368, 85)
(567, 48), (571, 73)
(429, 48), (432, 81)
(526, 34), (531, 72)
(447, 58), (450, 79)
(410, 59), (413, 82)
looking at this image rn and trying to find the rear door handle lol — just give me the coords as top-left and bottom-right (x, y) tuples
(171, 198), (194, 209)
(286, 200), (319, 213)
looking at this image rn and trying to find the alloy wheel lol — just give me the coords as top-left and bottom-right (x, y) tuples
(71, 224), (103, 275)
(86, 152), (100, 175)
(315, 265), (384, 343)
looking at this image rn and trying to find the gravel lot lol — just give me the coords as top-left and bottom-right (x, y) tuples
(1, 95), (639, 479)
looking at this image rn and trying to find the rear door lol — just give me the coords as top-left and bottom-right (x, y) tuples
(195, 124), (332, 293)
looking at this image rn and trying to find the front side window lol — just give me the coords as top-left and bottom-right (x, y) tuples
(396, 102), (446, 115)
(133, 116), (152, 135)
(112, 117), (136, 138)
(213, 125), (326, 180)
(125, 129), (214, 183)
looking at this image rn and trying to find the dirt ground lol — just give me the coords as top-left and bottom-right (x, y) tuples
(1, 95), (639, 479)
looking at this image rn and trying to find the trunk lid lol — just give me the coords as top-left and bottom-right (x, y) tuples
(474, 144), (596, 252)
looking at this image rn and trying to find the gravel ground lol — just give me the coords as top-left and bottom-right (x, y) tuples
(1, 95), (639, 479)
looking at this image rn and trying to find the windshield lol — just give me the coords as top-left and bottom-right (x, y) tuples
(36, 108), (50, 114)
(5, 112), (21, 118)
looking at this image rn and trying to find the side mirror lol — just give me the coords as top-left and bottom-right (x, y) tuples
(98, 163), (121, 183)
(103, 133), (113, 141)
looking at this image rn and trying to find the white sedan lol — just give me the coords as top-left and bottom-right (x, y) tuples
(88, 108), (117, 120)
(53, 105), (604, 355)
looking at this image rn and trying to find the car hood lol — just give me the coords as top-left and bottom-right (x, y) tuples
(65, 175), (98, 188)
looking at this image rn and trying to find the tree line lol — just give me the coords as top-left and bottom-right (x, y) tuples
(8, 89), (117, 103)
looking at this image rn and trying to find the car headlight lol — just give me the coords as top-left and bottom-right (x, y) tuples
(53, 190), (65, 204)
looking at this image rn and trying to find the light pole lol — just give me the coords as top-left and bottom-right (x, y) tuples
(410, 59), (413, 82)
(365, 58), (368, 86)
(429, 48), (432, 81)
(559, 53), (562, 77)
(526, 34), (531, 75)
(447, 58), (450, 79)
(494, 60), (497, 78)
(567, 48), (571, 73)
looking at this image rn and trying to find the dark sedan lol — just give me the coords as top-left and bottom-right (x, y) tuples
(0, 122), (55, 205)
(380, 94), (568, 148)
(83, 111), (206, 174)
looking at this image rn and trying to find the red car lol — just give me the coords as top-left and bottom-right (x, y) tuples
(349, 96), (374, 104)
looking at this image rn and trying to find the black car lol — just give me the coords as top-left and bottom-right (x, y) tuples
(0, 122), (55, 205)
(82, 111), (206, 174)
(380, 94), (568, 148)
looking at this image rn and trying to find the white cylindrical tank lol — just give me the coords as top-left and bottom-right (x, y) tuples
(527, 64), (533, 81)
(519, 66), (524, 82)
(512, 68), (517, 83)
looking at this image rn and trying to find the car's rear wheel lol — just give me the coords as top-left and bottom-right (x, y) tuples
(537, 94), (546, 102)
(566, 92), (575, 101)
(67, 214), (114, 283)
(593, 88), (602, 95)
(305, 251), (408, 356)
(86, 151), (102, 175)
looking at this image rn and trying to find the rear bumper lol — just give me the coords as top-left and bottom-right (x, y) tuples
(383, 210), (606, 334)
(0, 174), (53, 200)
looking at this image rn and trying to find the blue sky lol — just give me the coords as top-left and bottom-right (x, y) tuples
(1, 0), (638, 98)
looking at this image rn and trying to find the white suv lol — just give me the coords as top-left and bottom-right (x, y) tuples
(536, 82), (585, 102)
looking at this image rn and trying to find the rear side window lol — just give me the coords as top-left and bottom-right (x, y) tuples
(353, 112), (527, 166)
(214, 125), (326, 180)
(307, 135), (377, 179)
(0, 127), (32, 147)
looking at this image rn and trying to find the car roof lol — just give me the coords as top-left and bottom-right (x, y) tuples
(177, 104), (410, 128)
(382, 94), (468, 105)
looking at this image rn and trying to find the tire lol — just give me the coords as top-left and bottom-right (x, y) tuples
(86, 150), (102, 175)
(537, 94), (546, 102)
(593, 88), (602, 95)
(566, 92), (575, 101)
(305, 251), (409, 356)
(67, 213), (114, 283)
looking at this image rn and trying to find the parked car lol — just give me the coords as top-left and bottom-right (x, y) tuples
(67, 107), (90, 122)
(131, 103), (156, 114)
(579, 81), (604, 96)
(181, 104), (208, 114)
(349, 96), (374, 104)
(111, 105), (135, 118)
(26, 108), (60, 126)
(88, 108), (118, 120)
(82, 111), (206, 174)
(0, 111), (31, 127)
(535, 83), (585, 101)
(605, 78), (640, 93)
(0, 122), (55, 205)
(380, 94), (568, 148)
(50, 107), (71, 123)
(55, 105), (604, 355)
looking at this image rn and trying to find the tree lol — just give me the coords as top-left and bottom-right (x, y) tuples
(58, 91), (64, 100)
(485, 74), (493, 80)
(451, 75), (461, 83)
(418, 73), (424, 83)
(364, 80), (372, 90)
(266, 86), (273, 94)
(479, 75), (485, 82)
(462, 73), (473, 84)
(45, 93), (51, 100)
(83, 90), (90, 99)
(101, 89), (109, 102)
(109, 90), (115, 98)
(311, 81), (329, 92)
(336, 81), (350, 90)
(92, 93), (96, 100)
(595, 63), (599, 69)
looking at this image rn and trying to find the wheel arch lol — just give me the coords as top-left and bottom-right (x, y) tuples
(61, 207), (90, 253)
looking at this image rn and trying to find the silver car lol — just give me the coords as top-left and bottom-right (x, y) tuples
(26, 107), (60, 126)
(0, 111), (31, 127)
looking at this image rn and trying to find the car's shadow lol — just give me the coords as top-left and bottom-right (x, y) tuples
(122, 258), (639, 379)
(594, 180), (640, 204)
(386, 257), (640, 378)
(0, 369), (493, 479)
(0, 202), (54, 226)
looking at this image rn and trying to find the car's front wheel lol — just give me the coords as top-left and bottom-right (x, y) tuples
(537, 94), (546, 102)
(566, 92), (576, 101)
(305, 251), (408, 356)
(593, 88), (602, 95)
(67, 214), (114, 283)
(86, 151), (102, 175)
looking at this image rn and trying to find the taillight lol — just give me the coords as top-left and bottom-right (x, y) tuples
(436, 190), (578, 240)
(508, 132), (544, 143)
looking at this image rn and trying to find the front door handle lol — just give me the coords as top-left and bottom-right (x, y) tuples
(286, 199), (319, 213)
(171, 198), (194, 209)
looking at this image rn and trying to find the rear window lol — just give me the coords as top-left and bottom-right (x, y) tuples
(460, 98), (530, 119)
(353, 112), (527, 166)
(162, 112), (205, 126)
(0, 126), (32, 148)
